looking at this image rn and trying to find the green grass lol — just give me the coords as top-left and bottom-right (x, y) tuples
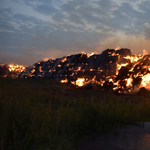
(0, 77), (150, 150)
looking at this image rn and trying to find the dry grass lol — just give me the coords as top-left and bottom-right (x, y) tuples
(0, 77), (150, 150)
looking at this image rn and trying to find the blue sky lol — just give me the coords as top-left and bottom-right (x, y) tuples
(0, 0), (150, 66)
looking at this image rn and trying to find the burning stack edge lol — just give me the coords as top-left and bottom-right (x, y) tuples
(0, 48), (150, 94)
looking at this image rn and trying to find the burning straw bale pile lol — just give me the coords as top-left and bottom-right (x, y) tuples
(19, 48), (131, 81)
(1, 48), (150, 94)
(0, 64), (25, 78)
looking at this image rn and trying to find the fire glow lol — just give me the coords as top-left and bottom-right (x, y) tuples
(8, 64), (25, 72)
(0, 48), (150, 94)
(0, 64), (25, 77)
(141, 74), (150, 87)
(71, 78), (85, 87)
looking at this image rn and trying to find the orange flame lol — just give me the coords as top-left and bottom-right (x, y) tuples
(141, 74), (150, 87)
(61, 79), (68, 83)
(87, 52), (95, 58)
(8, 64), (25, 72)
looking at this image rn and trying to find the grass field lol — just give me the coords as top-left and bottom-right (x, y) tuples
(0, 77), (150, 150)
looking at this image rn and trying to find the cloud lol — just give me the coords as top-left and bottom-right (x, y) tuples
(1, 0), (150, 66)
(34, 3), (58, 15)
(143, 26), (150, 39)
(52, 0), (116, 31)
(138, 0), (150, 12)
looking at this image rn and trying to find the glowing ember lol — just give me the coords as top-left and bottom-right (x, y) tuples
(61, 79), (68, 83)
(8, 64), (25, 72)
(71, 78), (85, 87)
(126, 78), (133, 87)
(76, 78), (86, 86)
(124, 55), (143, 63)
(141, 74), (150, 87)
(0, 64), (26, 77)
(61, 57), (67, 63)
(87, 52), (95, 58)
(117, 63), (129, 70)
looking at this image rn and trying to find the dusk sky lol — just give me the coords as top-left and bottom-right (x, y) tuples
(1, 0), (150, 66)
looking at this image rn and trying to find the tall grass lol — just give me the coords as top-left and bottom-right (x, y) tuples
(0, 77), (150, 150)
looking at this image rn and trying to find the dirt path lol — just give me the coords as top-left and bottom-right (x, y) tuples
(76, 122), (150, 150)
